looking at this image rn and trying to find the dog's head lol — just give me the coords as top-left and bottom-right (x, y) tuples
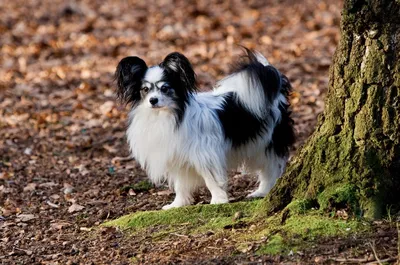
(115, 52), (197, 114)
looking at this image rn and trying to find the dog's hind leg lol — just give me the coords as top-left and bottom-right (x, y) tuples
(247, 151), (287, 198)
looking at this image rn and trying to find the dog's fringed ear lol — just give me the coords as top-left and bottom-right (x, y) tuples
(161, 52), (197, 93)
(115, 56), (148, 105)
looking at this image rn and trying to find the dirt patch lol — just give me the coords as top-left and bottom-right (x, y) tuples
(1, 0), (398, 264)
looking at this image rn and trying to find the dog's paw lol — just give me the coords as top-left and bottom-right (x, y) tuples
(161, 200), (190, 210)
(246, 190), (267, 198)
(162, 204), (178, 210)
(210, 196), (229, 205)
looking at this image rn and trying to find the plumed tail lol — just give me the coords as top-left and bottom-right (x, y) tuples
(215, 49), (283, 117)
(215, 48), (295, 157)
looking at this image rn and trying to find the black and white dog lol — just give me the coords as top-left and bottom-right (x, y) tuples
(115, 49), (295, 209)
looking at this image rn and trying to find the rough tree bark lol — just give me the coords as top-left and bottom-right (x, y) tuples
(264, 0), (400, 219)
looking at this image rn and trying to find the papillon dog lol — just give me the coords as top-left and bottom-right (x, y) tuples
(115, 49), (295, 210)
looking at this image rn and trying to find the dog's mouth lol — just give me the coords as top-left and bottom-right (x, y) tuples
(150, 105), (165, 109)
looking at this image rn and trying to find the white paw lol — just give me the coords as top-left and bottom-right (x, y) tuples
(246, 190), (268, 198)
(210, 196), (229, 205)
(162, 203), (178, 210)
(161, 200), (190, 210)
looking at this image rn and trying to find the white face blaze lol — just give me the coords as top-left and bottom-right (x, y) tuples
(144, 66), (164, 83)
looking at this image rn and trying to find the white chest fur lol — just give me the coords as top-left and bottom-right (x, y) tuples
(126, 106), (177, 184)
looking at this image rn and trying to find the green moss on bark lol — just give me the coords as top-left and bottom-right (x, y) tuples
(317, 184), (360, 214)
(254, 202), (369, 256)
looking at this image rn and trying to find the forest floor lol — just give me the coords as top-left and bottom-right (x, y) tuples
(0, 0), (399, 264)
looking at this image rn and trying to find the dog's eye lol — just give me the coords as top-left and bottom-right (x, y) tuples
(142, 86), (149, 92)
(160, 85), (170, 93)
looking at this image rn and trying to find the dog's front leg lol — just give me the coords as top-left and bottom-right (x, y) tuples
(199, 170), (229, 205)
(162, 173), (196, 210)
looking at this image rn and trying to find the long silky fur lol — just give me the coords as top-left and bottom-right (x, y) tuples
(116, 49), (295, 209)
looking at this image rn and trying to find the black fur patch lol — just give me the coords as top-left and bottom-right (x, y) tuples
(160, 52), (198, 124)
(268, 75), (295, 157)
(115, 56), (148, 106)
(216, 92), (268, 148)
(221, 48), (295, 155)
(160, 52), (197, 95)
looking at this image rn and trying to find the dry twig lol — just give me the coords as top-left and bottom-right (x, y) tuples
(111, 156), (134, 164)
(365, 257), (397, 265)
(331, 257), (368, 263)
(369, 242), (383, 265)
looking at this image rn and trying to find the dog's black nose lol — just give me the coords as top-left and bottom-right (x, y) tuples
(149, 97), (158, 105)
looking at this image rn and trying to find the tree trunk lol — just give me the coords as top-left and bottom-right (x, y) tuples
(264, 0), (400, 219)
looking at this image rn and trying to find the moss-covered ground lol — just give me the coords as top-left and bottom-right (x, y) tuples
(105, 197), (372, 256)
(105, 200), (263, 234)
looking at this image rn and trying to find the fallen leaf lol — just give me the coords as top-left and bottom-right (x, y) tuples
(75, 165), (89, 176)
(0, 172), (11, 180)
(64, 187), (75, 194)
(99, 101), (114, 116)
(156, 190), (174, 196)
(23, 147), (32, 155)
(103, 144), (118, 154)
(68, 203), (84, 213)
(63, 183), (75, 194)
(128, 189), (136, 196)
(50, 222), (72, 230)
(50, 194), (60, 200)
(17, 214), (36, 222)
(23, 183), (37, 192)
